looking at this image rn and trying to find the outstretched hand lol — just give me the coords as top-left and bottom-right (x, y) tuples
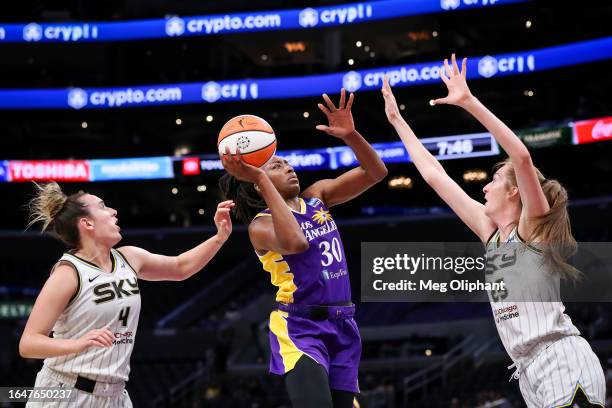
(220, 147), (265, 184)
(316, 88), (356, 139)
(381, 75), (402, 123)
(214, 200), (234, 242)
(431, 54), (473, 107)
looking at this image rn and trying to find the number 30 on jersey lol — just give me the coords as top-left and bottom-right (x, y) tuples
(319, 237), (343, 267)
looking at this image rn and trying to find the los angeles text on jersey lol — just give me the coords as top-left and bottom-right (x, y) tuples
(302, 219), (338, 242)
(373, 279), (506, 293)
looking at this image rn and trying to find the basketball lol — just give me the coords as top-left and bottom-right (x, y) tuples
(218, 114), (277, 168)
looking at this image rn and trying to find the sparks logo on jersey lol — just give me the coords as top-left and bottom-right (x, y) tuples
(93, 278), (139, 304)
(312, 208), (332, 225)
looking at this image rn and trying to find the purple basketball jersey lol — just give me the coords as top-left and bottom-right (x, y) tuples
(255, 197), (351, 305)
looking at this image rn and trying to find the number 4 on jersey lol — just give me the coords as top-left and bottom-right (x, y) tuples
(118, 306), (131, 327)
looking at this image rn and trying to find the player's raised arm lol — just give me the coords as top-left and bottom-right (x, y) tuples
(432, 54), (550, 234)
(382, 75), (496, 242)
(222, 148), (308, 255)
(303, 88), (388, 207)
(118, 200), (234, 281)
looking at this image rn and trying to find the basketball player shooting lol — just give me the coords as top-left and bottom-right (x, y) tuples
(219, 88), (387, 408)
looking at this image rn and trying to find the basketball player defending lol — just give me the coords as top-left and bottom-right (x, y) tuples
(20, 182), (234, 407)
(381, 54), (605, 407)
(219, 88), (387, 408)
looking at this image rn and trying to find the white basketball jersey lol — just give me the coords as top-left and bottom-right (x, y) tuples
(45, 248), (141, 382)
(485, 228), (579, 367)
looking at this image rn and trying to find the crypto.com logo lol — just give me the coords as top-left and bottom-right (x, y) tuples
(67, 88), (88, 109)
(201, 81), (258, 103)
(23, 23), (42, 42)
(478, 54), (535, 78)
(478, 56), (498, 78)
(165, 17), (185, 36)
(440, 0), (461, 10)
(342, 71), (362, 93)
(299, 8), (319, 27)
(201, 82), (222, 102)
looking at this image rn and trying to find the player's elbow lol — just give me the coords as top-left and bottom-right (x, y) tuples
(370, 166), (388, 183)
(283, 236), (309, 254)
(513, 148), (533, 167)
(19, 335), (33, 358)
(422, 168), (444, 186)
(173, 257), (192, 281)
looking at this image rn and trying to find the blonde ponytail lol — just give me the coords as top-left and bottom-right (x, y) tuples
(26, 182), (89, 248)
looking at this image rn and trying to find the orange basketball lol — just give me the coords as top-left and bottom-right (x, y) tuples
(218, 114), (277, 168)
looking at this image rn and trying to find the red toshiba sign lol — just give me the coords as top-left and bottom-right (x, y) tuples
(9, 160), (90, 182)
(182, 158), (201, 175)
(574, 116), (612, 145)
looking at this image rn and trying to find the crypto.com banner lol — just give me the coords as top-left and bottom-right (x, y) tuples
(0, 0), (528, 43)
(0, 37), (609, 109)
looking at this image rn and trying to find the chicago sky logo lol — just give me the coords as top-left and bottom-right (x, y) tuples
(299, 8), (319, 27)
(478, 56), (498, 78)
(342, 71), (362, 93)
(67, 88), (88, 109)
(201, 82), (221, 102)
(165, 17), (185, 36)
(440, 0), (461, 10)
(23, 23), (42, 42)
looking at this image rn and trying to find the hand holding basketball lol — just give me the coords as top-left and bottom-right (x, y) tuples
(432, 54), (473, 107)
(316, 88), (355, 139)
(218, 115), (277, 168)
(221, 147), (266, 184)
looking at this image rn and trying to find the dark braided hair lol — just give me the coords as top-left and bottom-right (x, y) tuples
(219, 173), (266, 224)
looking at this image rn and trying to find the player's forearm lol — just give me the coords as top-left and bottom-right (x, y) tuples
(256, 174), (308, 252)
(343, 130), (388, 181)
(19, 333), (78, 359)
(460, 96), (530, 163)
(390, 117), (445, 182)
(176, 234), (226, 280)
